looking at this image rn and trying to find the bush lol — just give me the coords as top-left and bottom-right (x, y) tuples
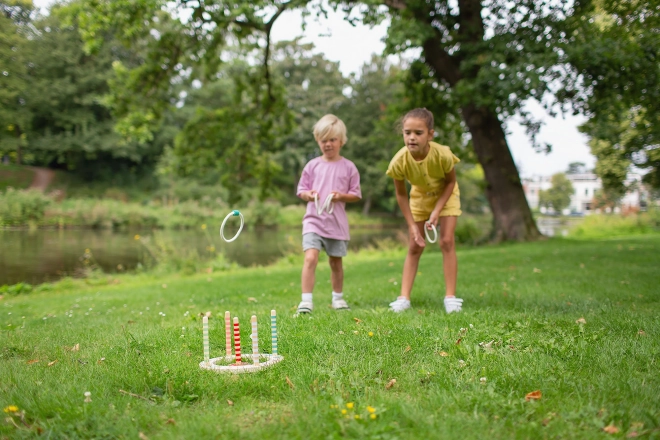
(0, 188), (52, 226)
(568, 210), (660, 239)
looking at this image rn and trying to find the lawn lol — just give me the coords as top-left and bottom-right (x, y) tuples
(1, 236), (659, 439)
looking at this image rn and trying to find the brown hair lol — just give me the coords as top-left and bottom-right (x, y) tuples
(401, 108), (434, 131)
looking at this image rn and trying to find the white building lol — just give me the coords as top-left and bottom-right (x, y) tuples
(522, 172), (650, 215)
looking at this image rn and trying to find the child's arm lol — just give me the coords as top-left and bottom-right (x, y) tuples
(393, 178), (425, 248)
(331, 192), (360, 203)
(427, 169), (457, 228)
(296, 166), (317, 202)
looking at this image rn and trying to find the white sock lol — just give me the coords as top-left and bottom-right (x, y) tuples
(332, 291), (343, 300)
(302, 293), (313, 302)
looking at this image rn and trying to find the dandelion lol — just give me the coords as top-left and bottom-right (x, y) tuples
(341, 409), (347, 415)
(3, 405), (19, 413)
(354, 415), (361, 420)
(134, 235), (140, 240)
(346, 402), (354, 409)
(367, 406), (376, 414)
(330, 404), (338, 409)
(201, 224), (207, 230)
(84, 391), (92, 403)
(370, 414), (377, 420)
(368, 332), (374, 337)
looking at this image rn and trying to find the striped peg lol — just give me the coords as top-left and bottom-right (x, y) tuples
(270, 309), (278, 356)
(225, 311), (232, 357)
(251, 315), (259, 365)
(233, 317), (242, 365)
(202, 315), (210, 364)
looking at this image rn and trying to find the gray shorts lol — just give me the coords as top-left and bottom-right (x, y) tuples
(302, 232), (348, 257)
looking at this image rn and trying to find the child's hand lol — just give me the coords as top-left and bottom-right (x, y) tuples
(303, 190), (318, 202)
(410, 225), (426, 248)
(330, 191), (341, 202)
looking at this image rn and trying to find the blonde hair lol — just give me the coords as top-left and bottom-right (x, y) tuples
(313, 114), (347, 145)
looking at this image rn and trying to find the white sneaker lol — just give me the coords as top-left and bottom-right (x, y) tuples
(389, 297), (411, 313)
(444, 297), (463, 313)
(331, 298), (350, 310)
(296, 300), (313, 314)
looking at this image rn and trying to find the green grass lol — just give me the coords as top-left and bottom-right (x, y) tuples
(1, 237), (659, 439)
(0, 165), (34, 191)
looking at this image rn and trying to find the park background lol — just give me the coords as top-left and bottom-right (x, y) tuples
(1, 0), (659, 438)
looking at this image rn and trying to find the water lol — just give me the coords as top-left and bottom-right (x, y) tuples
(536, 217), (581, 237)
(0, 227), (402, 286)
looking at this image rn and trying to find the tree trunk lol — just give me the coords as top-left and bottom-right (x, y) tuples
(460, 104), (541, 241)
(362, 194), (372, 216)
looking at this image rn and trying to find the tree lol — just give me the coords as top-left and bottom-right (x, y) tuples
(0, 0), (34, 164)
(567, 162), (587, 175)
(567, 1), (660, 191)
(71, 0), (653, 240)
(539, 173), (574, 214)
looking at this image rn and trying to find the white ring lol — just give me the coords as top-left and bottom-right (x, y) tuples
(220, 210), (244, 242)
(424, 221), (438, 243)
(314, 193), (334, 215)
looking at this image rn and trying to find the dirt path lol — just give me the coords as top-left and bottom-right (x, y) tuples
(28, 167), (56, 191)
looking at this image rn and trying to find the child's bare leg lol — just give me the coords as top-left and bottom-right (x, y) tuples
(439, 216), (458, 297)
(328, 256), (343, 293)
(301, 249), (320, 293)
(400, 221), (426, 300)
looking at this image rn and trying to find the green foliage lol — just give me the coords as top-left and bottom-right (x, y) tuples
(568, 1), (660, 189)
(538, 173), (574, 214)
(1, 237), (659, 438)
(568, 210), (660, 239)
(0, 282), (32, 295)
(0, 188), (52, 226)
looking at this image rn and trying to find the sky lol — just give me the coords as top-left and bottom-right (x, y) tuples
(34, 0), (596, 177)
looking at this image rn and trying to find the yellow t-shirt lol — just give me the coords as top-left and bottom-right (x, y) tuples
(386, 142), (462, 220)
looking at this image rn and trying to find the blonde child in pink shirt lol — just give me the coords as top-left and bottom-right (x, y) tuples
(295, 115), (362, 314)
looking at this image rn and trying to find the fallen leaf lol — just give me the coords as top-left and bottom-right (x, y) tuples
(576, 317), (587, 324)
(603, 424), (620, 434)
(27, 359), (39, 365)
(139, 433), (149, 440)
(542, 418), (551, 426)
(247, 297), (257, 303)
(353, 317), (362, 324)
(403, 346), (411, 353)
(455, 338), (462, 345)
(127, 320), (135, 324)
(525, 390), (542, 401)
(286, 376), (295, 390)
(166, 418), (176, 425)
(71, 343), (80, 352)
(627, 432), (639, 438)
(533, 268), (542, 273)
(47, 360), (58, 367)
(97, 357), (105, 364)
(637, 330), (646, 336)
(385, 379), (396, 390)
(227, 399), (234, 406)
(438, 351), (449, 357)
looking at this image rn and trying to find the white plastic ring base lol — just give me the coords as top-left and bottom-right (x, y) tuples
(425, 221), (438, 243)
(220, 210), (244, 242)
(314, 193), (334, 215)
(199, 354), (284, 374)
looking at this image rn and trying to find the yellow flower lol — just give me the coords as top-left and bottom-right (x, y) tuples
(134, 235), (140, 240)
(201, 224), (207, 230)
(354, 415), (361, 420)
(341, 409), (347, 415)
(330, 404), (337, 409)
(346, 402), (354, 409)
(367, 406), (376, 413)
(3, 405), (18, 413)
(368, 332), (374, 337)
(370, 414), (377, 420)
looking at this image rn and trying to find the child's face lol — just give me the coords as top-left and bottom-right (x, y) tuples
(403, 117), (434, 156)
(317, 136), (343, 161)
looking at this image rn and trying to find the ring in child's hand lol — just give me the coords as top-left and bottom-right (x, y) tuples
(424, 221), (438, 243)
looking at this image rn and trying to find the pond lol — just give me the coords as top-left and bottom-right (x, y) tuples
(0, 227), (403, 286)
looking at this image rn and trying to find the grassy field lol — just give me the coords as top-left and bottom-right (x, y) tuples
(1, 236), (659, 439)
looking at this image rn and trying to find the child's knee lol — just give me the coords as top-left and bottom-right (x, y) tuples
(440, 236), (455, 252)
(328, 256), (343, 271)
(304, 252), (319, 268)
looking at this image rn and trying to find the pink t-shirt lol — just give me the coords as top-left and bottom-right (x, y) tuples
(296, 157), (362, 240)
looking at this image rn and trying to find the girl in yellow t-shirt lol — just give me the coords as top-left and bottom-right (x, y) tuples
(386, 108), (463, 313)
